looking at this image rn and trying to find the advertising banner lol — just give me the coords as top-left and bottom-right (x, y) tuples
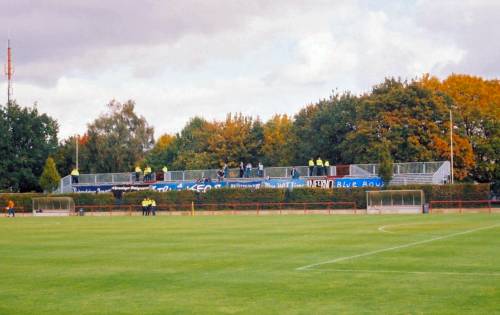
(72, 177), (382, 193)
(334, 177), (382, 188)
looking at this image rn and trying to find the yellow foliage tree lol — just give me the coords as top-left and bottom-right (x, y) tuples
(261, 114), (294, 166)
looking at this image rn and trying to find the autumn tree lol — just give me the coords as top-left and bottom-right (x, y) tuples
(420, 74), (499, 182)
(39, 157), (61, 192)
(206, 113), (262, 167)
(261, 114), (294, 166)
(340, 78), (474, 179)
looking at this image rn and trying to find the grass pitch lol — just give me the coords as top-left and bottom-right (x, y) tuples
(0, 214), (499, 314)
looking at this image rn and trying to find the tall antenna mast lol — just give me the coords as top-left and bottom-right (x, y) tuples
(4, 39), (13, 105)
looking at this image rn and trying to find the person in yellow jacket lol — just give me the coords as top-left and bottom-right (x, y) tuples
(316, 157), (324, 176)
(71, 167), (79, 184)
(141, 198), (148, 216)
(151, 199), (157, 216)
(162, 166), (168, 181)
(324, 160), (330, 176)
(144, 166), (152, 181)
(134, 166), (142, 182)
(308, 158), (315, 176)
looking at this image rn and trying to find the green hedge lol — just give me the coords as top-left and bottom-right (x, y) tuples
(0, 183), (491, 212)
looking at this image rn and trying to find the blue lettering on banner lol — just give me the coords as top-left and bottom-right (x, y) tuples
(73, 185), (113, 193)
(264, 179), (306, 189)
(334, 178), (382, 188)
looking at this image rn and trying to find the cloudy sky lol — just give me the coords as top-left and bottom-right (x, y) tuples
(1, 0), (499, 139)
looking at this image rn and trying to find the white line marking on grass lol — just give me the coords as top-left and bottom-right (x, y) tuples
(296, 223), (500, 271)
(378, 224), (396, 233)
(304, 268), (500, 277)
(378, 222), (428, 234)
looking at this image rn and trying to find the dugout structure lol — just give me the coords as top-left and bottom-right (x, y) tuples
(366, 190), (424, 214)
(32, 197), (75, 216)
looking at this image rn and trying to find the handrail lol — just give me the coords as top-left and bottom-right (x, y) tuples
(76, 201), (358, 212)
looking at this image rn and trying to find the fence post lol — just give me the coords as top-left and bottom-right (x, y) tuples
(488, 200), (491, 214)
(459, 200), (462, 214)
(191, 201), (195, 216)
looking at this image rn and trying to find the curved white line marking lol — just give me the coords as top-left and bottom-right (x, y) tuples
(297, 223), (500, 271)
(378, 222), (427, 234)
(378, 224), (396, 233)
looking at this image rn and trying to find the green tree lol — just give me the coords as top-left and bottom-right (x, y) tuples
(39, 157), (61, 192)
(0, 102), (59, 192)
(292, 104), (320, 164)
(171, 117), (213, 170)
(378, 146), (393, 187)
(85, 100), (154, 173)
(53, 134), (92, 177)
(144, 134), (176, 170)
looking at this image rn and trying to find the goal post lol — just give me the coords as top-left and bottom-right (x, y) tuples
(366, 190), (424, 214)
(32, 197), (75, 216)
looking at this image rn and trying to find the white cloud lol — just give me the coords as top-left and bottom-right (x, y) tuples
(1, 0), (498, 139)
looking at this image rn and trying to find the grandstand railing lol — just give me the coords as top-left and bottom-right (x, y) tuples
(429, 200), (500, 214)
(352, 161), (447, 176)
(72, 201), (358, 215)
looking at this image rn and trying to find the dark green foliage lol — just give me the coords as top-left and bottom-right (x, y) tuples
(0, 102), (59, 192)
(39, 157), (61, 192)
(378, 147), (394, 187)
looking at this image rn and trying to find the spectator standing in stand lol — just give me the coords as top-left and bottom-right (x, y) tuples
(144, 166), (152, 181)
(151, 199), (157, 216)
(258, 162), (264, 177)
(162, 165), (168, 181)
(291, 167), (300, 179)
(245, 162), (252, 178)
(217, 169), (224, 182)
(223, 163), (229, 178)
(135, 166), (142, 182)
(141, 198), (148, 216)
(308, 158), (314, 176)
(316, 157), (323, 176)
(324, 160), (330, 176)
(239, 162), (245, 178)
(71, 167), (79, 184)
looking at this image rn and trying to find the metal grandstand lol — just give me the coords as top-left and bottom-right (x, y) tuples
(58, 161), (451, 193)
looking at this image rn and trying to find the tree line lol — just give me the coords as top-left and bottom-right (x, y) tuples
(0, 74), (498, 192)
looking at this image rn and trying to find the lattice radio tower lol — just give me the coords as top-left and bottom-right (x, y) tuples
(4, 39), (13, 105)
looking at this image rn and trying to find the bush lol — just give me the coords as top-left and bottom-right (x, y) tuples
(0, 183), (490, 211)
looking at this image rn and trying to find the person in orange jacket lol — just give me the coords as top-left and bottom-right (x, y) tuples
(6, 200), (15, 217)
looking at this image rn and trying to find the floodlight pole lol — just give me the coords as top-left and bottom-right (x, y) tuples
(449, 110), (454, 184)
(75, 134), (79, 170)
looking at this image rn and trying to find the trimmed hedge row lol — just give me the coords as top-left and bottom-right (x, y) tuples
(0, 183), (491, 211)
